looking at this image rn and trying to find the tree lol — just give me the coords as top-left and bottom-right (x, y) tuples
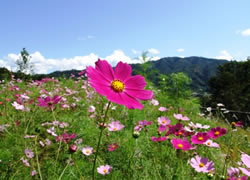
(208, 59), (250, 111)
(165, 72), (192, 98)
(16, 48), (34, 74)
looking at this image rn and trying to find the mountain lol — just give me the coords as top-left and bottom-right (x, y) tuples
(37, 56), (229, 92)
(130, 56), (228, 92)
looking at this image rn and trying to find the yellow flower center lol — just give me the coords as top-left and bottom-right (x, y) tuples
(104, 169), (108, 173)
(207, 142), (211, 145)
(113, 127), (117, 131)
(177, 144), (183, 148)
(199, 163), (205, 167)
(86, 150), (90, 154)
(111, 80), (125, 92)
(198, 137), (203, 141)
(232, 122), (236, 126)
(162, 120), (166, 124)
(214, 131), (220, 135)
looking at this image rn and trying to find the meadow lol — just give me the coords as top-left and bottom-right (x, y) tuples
(0, 60), (249, 180)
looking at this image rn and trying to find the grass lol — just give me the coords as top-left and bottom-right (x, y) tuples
(0, 76), (249, 180)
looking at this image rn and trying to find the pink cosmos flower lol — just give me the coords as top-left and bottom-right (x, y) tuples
(152, 136), (167, 142)
(157, 116), (171, 126)
(203, 140), (220, 148)
(37, 95), (62, 109)
(88, 105), (96, 112)
(189, 155), (214, 173)
(21, 157), (30, 167)
(232, 121), (243, 127)
(31, 170), (37, 176)
(82, 146), (93, 156)
(188, 122), (210, 129)
(173, 113), (190, 121)
(108, 143), (118, 152)
(158, 125), (167, 132)
(191, 132), (210, 144)
(134, 120), (152, 132)
(227, 176), (248, 180)
(159, 107), (168, 112)
(227, 167), (240, 178)
(69, 144), (78, 152)
(25, 148), (34, 159)
(239, 153), (250, 176)
(86, 59), (153, 109)
(12, 101), (25, 111)
(108, 121), (125, 131)
(97, 165), (112, 175)
(208, 126), (227, 139)
(150, 99), (159, 106)
(56, 132), (77, 144)
(171, 138), (193, 151)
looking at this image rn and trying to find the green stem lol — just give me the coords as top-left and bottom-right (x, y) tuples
(35, 136), (43, 180)
(222, 130), (233, 177)
(91, 101), (111, 180)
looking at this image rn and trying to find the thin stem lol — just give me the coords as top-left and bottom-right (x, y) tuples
(35, 136), (43, 180)
(91, 101), (111, 180)
(222, 130), (233, 177)
(58, 160), (70, 180)
(54, 140), (62, 176)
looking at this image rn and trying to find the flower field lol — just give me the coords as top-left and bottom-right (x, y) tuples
(0, 60), (249, 180)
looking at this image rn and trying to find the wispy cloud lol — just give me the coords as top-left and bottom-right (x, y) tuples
(177, 48), (185, 53)
(215, 50), (233, 60)
(148, 48), (160, 55)
(241, 29), (250, 36)
(77, 35), (95, 41)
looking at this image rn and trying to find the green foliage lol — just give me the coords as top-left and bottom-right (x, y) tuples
(0, 67), (11, 81)
(0, 75), (249, 179)
(16, 48), (34, 75)
(208, 59), (250, 112)
(165, 72), (192, 99)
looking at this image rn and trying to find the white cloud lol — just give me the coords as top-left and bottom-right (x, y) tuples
(148, 48), (160, 55)
(215, 50), (233, 60)
(105, 50), (140, 66)
(177, 48), (185, 53)
(0, 50), (144, 74)
(241, 29), (250, 36)
(131, 49), (139, 55)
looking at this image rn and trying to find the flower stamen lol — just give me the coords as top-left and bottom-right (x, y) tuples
(111, 80), (125, 92)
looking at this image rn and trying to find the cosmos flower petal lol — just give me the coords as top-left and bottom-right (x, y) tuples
(124, 75), (146, 89)
(125, 89), (153, 100)
(239, 167), (250, 176)
(114, 61), (132, 81)
(95, 59), (115, 81)
(122, 93), (144, 109)
(86, 66), (110, 84)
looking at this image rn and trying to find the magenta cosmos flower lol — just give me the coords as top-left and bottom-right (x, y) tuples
(171, 138), (193, 151)
(191, 132), (210, 144)
(37, 95), (61, 109)
(189, 155), (214, 173)
(86, 59), (153, 109)
(208, 126), (227, 139)
(108, 143), (118, 152)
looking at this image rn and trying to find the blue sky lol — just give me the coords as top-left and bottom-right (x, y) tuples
(0, 0), (250, 73)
